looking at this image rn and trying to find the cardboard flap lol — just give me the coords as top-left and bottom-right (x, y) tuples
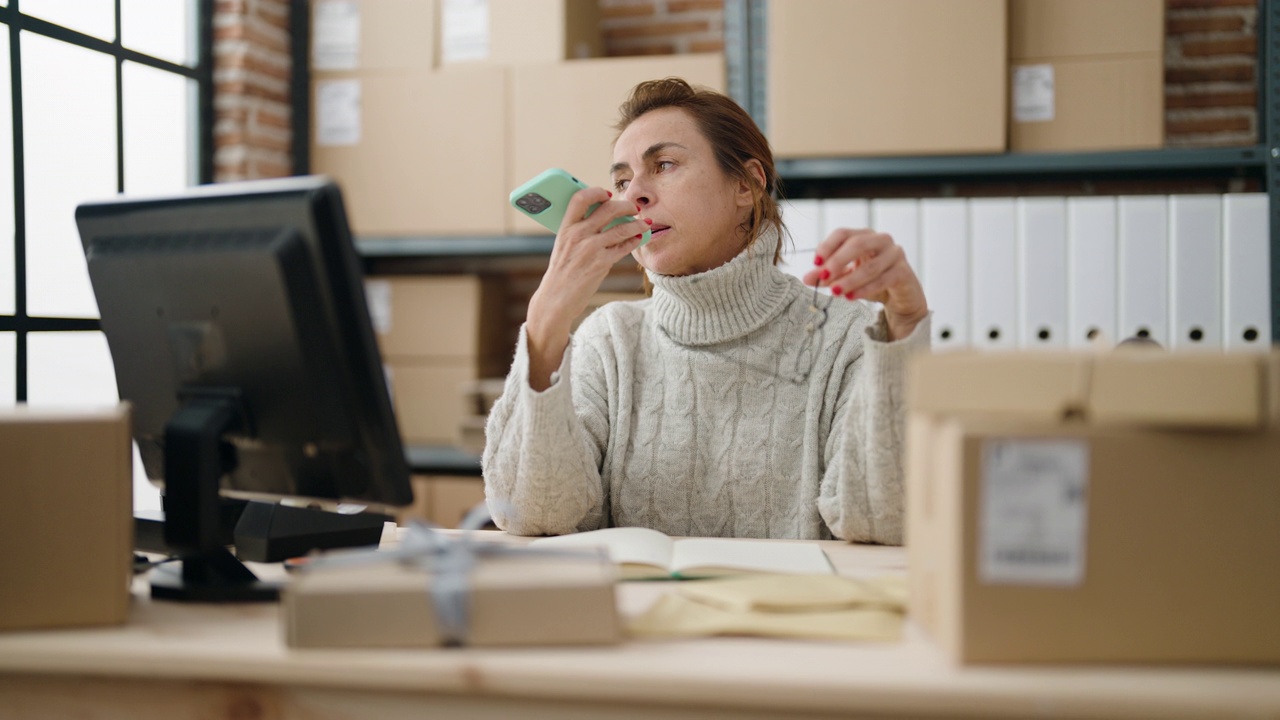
(1090, 354), (1265, 428)
(908, 353), (1089, 420)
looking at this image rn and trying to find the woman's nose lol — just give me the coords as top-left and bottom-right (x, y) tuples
(622, 180), (650, 208)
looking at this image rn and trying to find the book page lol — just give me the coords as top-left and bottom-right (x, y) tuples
(530, 527), (675, 577)
(669, 539), (834, 578)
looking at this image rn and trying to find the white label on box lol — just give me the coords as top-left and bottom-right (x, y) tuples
(315, 79), (361, 146)
(312, 0), (361, 71)
(1013, 65), (1055, 123)
(364, 279), (392, 334)
(441, 0), (489, 64)
(980, 439), (1089, 586)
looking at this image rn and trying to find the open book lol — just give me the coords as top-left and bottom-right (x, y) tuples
(529, 527), (834, 580)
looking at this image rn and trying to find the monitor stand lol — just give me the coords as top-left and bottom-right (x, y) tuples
(151, 391), (280, 602)
(149, 390), (394, 602)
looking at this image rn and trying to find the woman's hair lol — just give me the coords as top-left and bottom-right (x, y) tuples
(614, 78), (785, 265)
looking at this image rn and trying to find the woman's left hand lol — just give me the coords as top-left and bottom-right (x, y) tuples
(802, 228), (929, 341)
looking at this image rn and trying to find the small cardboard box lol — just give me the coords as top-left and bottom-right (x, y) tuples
(907, 416), (1280, 665)
(508, 53), (726, 233)
(437, 0), (602, 67)
(310, 0), (438, 75)
(1009, 0), (1163, 60)
(385, 360), (486, 446)
(767, 0), (1006, 158)
(311, 65), (508, 236)
(907, 352), (1280, 429)
(365, 275), (508, 362)
(0, 405), (133, 631)
(283, 547), (621, 647)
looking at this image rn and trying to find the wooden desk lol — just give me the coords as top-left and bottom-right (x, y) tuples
(1, 533), (1277, 720)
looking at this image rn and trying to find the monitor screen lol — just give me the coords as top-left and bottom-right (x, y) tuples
(76, 176), (412, 600)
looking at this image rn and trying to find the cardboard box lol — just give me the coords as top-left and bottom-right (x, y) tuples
(428, 475), (488, 528)
(0, 405), (133, 631)
(908, 352), (1280, 430)
(509, 54), (726, 233)
(386, 360), (485, 445)
(311, 65), (508, 235)
(438, 0), (601, 66)
(284, 547), (621, 647)
(766, 0), (1006, 158)
(1009, 0), (1163, 60)
(1009, 56), (1163, 153)
(907, 416), (1280, 665)
(1008, 0), (1163, 152)
(365, 275), (508, 362)
(310, 0), (437, 74)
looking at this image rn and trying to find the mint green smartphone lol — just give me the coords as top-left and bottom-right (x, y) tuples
(509, 168), (650, 244)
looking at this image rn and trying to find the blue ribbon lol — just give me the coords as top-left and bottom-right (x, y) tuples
(300, 503), (604, 647)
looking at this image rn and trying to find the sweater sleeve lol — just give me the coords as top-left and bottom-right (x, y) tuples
(481, 322), (611, 536)
(817, 310), (931, 544)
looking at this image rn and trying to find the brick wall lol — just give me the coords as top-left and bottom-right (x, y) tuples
(213, 0), (293, 181)
(1165, 0), (1259, 147)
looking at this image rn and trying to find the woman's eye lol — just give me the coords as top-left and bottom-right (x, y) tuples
(614, 179), (630, 191)
(656, 161), (674, 172)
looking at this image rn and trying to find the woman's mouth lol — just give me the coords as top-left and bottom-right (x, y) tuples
(648, 224), (672, 239)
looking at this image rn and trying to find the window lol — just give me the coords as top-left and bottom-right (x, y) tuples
(0, 1), (212, 511)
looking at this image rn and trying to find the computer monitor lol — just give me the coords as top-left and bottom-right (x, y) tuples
(76, 176), (412, 602)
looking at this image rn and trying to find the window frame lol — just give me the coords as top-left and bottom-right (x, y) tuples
(0, 0), (213, 402)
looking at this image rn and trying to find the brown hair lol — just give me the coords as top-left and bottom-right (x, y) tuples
(614, 77), (785, 266)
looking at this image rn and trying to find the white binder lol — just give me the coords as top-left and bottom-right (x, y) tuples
(821, 198), (870, 239)
(1067, 197), (1118, 348)
(1222, 193), (1271, 351)
(1117, 196), (1169, 347)
(781, 199), (823, 252)
(1017, 197), (1069, 349)
(920, 198), (969, 350)
(870, 198), (922, 281)
(968, 198), (1018, 350)
(1169, 195), (1223, 351)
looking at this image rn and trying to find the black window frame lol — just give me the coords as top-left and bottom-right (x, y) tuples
(0, 0), (213, 402)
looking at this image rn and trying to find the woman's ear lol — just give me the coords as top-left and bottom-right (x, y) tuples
(736, 158), (766, 208)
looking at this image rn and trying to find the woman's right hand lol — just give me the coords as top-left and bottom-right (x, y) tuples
(525, 187), (649, 391)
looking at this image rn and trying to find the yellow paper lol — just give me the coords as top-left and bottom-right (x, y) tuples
(627, 573), (906, 642)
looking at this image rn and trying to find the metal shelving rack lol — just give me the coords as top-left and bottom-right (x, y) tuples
(354, 0), (1279, 343)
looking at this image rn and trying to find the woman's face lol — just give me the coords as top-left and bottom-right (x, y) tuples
(610, 107), (754, 277)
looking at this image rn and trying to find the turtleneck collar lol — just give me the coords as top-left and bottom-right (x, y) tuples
(648, 224), (795, 346)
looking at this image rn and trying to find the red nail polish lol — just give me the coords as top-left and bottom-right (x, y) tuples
(832, 285), (843, 295)
(607, 191), (612, 198)
(814, 255), (824, 266)
(845, 291), (856, 300)
(636, 204), (642, 212)
(635, 234), (643, 239)
(820, 269), (830, 280)
(644, 218), (653, 225)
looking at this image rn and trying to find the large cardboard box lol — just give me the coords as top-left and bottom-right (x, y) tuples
(767, 0), (1006, 158)
(906, 352), (1280, 664)
(284, 547), (621, 647)
(0, 405), (133, 631)
(386, 360), (484, 445)
(311, 66), (508, 235)
(310, 0), (437, 74)
(1008, 0), (1163, 152)
(365, 275), (508, 363)
(509, 54), (726, 233)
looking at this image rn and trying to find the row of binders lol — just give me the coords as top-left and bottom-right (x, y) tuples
(779, 194), (1273, 352)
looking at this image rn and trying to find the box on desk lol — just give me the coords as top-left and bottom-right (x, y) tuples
(0, 405), (133, 631)
(906, 352), (1280, 664)
(283, 547), (621, 648)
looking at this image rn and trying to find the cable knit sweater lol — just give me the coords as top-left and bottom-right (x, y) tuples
(482, 225), (931, 543)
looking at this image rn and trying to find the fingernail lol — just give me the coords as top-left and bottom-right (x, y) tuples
(644, 218), (653, 225)
(820, 269), (830, 280)
(832, 285), (843, 295)
(635, 234), (643, 239)
(814, 255), (824, 266)
(845, 290), (856, 300)
(636, 204), (642, 212)
(607, 191), (612, 198)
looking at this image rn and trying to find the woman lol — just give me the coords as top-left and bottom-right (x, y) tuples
(482, 78), (930, 543)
